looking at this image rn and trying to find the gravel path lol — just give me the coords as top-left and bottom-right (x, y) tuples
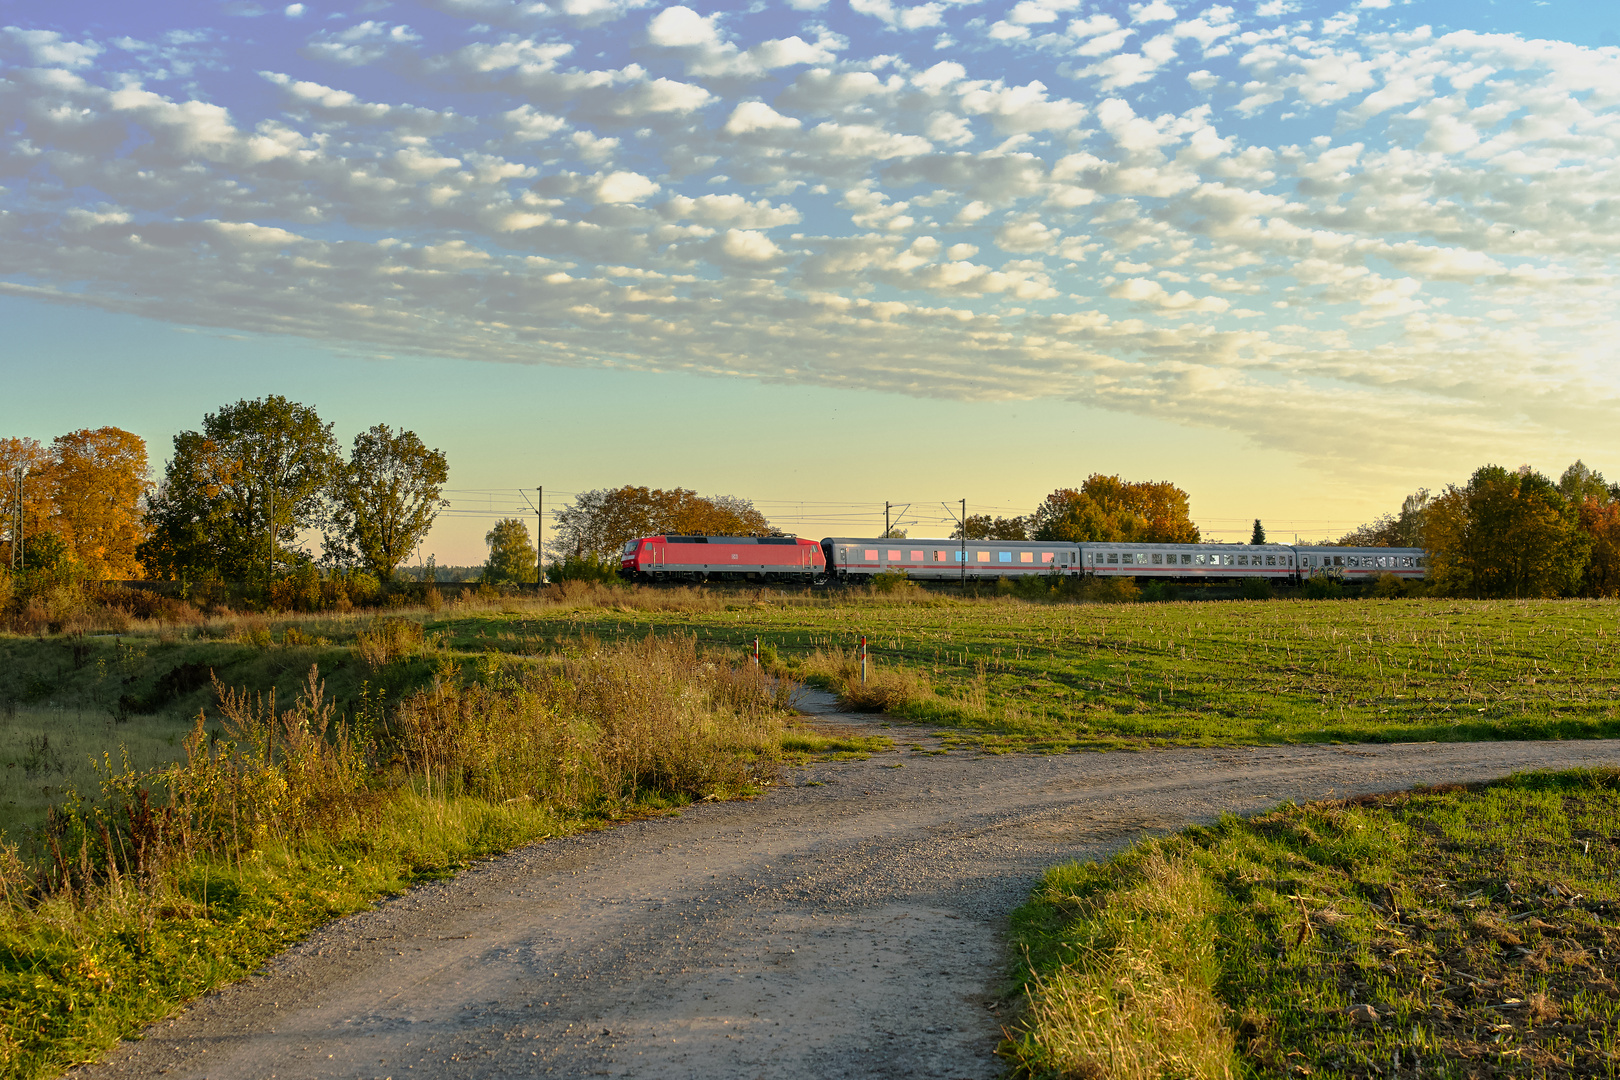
(73, 695), (1620, 1080)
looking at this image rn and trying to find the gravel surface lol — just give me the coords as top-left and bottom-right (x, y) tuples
(72, 694), (1620, 1080)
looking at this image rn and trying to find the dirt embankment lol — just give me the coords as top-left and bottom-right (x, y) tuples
(72, 697), (1620, 1080)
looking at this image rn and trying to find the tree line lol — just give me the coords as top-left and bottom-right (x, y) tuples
(3, 397), (449, 609)
(1338, 461), (1620, 599)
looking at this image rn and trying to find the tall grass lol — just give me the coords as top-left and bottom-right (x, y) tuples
(1005, 852), (1236, 1080)
(0, 634), (795, 1078)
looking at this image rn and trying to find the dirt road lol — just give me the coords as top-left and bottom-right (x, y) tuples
(74, 696), (1620, 1080)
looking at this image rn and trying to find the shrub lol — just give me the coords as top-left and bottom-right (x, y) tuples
(547, 555), (620, 585)
(1141, 581), (1180, 603)
(1303, 576), (1344, 600)
(1370, 572), (1405, 598)
(1239, 577), (1273, 600)
(869, 569), (918, 595)
(1079, 576), (1141, 603)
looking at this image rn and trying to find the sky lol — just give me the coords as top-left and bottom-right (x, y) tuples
(2, 0), (1618, 565)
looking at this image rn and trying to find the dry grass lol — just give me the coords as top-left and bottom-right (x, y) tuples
(1005, 851), (1238, 1080)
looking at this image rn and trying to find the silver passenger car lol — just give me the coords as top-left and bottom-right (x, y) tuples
(820, 537), (1081, 581)
(1293, 546), (1426, 580)
(1081, 542), (1299, 581)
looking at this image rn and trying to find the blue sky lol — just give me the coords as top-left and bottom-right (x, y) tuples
(2, 0), (1617, 563)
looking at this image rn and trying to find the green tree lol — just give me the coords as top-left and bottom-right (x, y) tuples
(1426, 465), (1587, 598)
(140, 397), (341, 583)
(1338, 489), (1431, 547)
(327, 425), (448, 582)
(951, 514), (1029, 540)
(484, 518), (538, 585)
(1250, 519), (1266, 544)
(1031, 476), (1200, 543)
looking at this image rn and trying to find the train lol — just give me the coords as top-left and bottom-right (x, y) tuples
(618, 534), (1427, 587)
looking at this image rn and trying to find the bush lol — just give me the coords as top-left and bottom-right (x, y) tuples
(1303, 576), (1344, 600)
(1370, 572), (1406, 598)
(1079, 576), (1141, 604)
(1239, 577), (1273, 600)
(1141, 581), (1180, 603)
(869, 569), (918, 595)
(546, 555), (620, 585)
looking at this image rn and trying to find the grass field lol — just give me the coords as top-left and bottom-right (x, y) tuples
(413, 591), (1620, 749)
(1004, 769), (1620, 1079)
(0, 707), (209, 834)
(9, 591), (1617, 760)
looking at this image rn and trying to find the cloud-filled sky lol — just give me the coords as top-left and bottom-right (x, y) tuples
(2, 0), (1618, 560)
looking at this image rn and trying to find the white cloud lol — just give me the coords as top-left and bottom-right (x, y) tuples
(646, 5), (718, 48)
(722, 100), (801, 134)
(1, 27), (104, 68)
(284, 3), (305, 17)
(720, 228), (782, 261)
(1128, 1), (1176, 25)
(849, 0), (946, 31)
(593, 170), (659, 202)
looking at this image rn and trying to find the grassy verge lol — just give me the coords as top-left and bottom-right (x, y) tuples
(0, 633), (798, 1079)
(1004, 769), (1620, 1079)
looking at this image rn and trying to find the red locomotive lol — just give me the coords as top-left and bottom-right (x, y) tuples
(619, 535), (825, 583)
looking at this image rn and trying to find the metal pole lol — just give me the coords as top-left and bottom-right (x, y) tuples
(537, 486), (543, 584)
(268, 485), (275, 586)
(754, 636), (760, 666)
(885, 502), (890, 537)
(860, 635), (867, 683)
(960, 498), (966, 590)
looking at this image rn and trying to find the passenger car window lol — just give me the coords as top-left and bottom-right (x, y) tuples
(999, 552), (1012, 563)
(864, 549), (878, 561)
(1020, 552), (1033, 563)
(977, 551), (991, 563)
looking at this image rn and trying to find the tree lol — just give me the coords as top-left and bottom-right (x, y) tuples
(483, 518), (538, 584)
(951, 514), (1029, 540)
(328, 425), (448, 582)
(1577, 497), (1620, 597)
(45, 427), (151, 580)
(1030, 476), (1200, 543)
(1425, 465), (1586, 598)
(1559, 460), (1611, 505)
(1337, 489), (1432, 548)
(1250, 519), (1266, 544)
(549, 486), (772, 561)
(140, 397), (341, 583)
(0, 437), (53, 569)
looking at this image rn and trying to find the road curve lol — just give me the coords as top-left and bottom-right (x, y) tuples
(72, 697), (1620, 1080)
